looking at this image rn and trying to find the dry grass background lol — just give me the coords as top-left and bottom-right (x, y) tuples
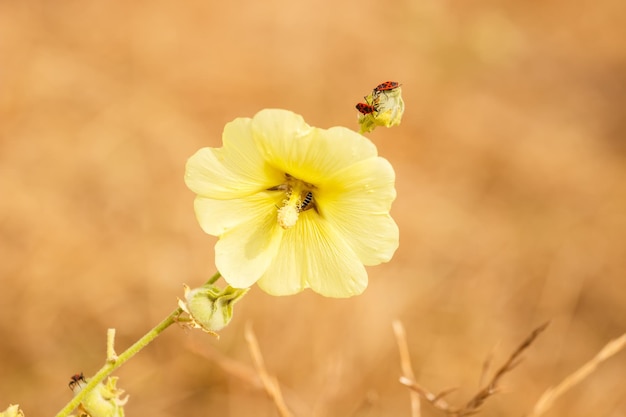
(1, 0), (625, 416)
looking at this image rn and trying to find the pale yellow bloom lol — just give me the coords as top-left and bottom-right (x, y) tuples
(185, 109), (398, 297)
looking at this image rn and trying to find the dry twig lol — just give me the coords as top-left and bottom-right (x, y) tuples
(399, 377), (459, 413)
(393, 320), (422, 417)
(528, 332), (626, 417)
(462, 322), (550, 414)
(398, 322), (550, 416)
(477, 342), (498, 389)
(245, 323), (295, 417)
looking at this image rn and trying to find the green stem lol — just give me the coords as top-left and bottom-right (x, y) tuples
(207, 271), (221, 285)
(54, 307), (182, 417)
(54, 271), (222, 417)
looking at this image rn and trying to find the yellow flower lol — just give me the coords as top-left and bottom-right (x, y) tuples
(185, 109), (398, 297)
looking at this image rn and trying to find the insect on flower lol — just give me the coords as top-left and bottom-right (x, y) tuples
(373, 81), (401, 95)
(68, 372), (86, 390)
(299, 191), (314, 211)
(356, 82), (404, 133)
(355, 102), (378, 115)
(373, 81), (402, 101)
(356, 82), (401, 117)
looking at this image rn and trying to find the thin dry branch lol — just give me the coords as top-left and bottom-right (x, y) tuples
(399, 377), (459, 414)
(477, 342), (498, 389)
(398, 322), (550, 417)
(461, 322), (550, 415)
(393, 320), (422, 417)
(528, 332), (626, 417)
(245, 323), (295, 417)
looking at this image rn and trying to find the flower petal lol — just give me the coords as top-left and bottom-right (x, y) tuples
(214, 207), (284, 289)
(185, 117), (284, 199)
(194, 191), (283, 236)
(257, 213), (368, 297)
(252, 110), (378, 185)
(319, 157), (399, 265)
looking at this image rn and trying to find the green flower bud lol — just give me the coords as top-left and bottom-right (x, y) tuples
(0, 404), (24, 417)
(78, 377), (128, 417)
(178, 283), (249, 335)
(358, 87), (405, 133)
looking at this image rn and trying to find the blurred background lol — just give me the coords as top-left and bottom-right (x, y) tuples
(1, 0), (625, 416)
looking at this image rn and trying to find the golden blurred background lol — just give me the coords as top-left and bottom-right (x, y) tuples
(1, 0), (625, 416)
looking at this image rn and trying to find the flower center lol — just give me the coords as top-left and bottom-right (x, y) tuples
(269, 174), (316, 229)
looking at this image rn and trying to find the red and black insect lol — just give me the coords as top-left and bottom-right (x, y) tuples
(373, 80), (401, 94)
(355, 102), (377, 115)
(356, 81), (401, 116)
(68, 372), (86, 390)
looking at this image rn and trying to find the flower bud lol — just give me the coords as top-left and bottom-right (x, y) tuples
(178, 283), (249, 335)
(78, 377), (128, 417)
(358, 87), (405, 133)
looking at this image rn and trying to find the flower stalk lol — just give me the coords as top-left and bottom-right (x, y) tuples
(54, 272), (223, 417)
(54, 307), (181, 417)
